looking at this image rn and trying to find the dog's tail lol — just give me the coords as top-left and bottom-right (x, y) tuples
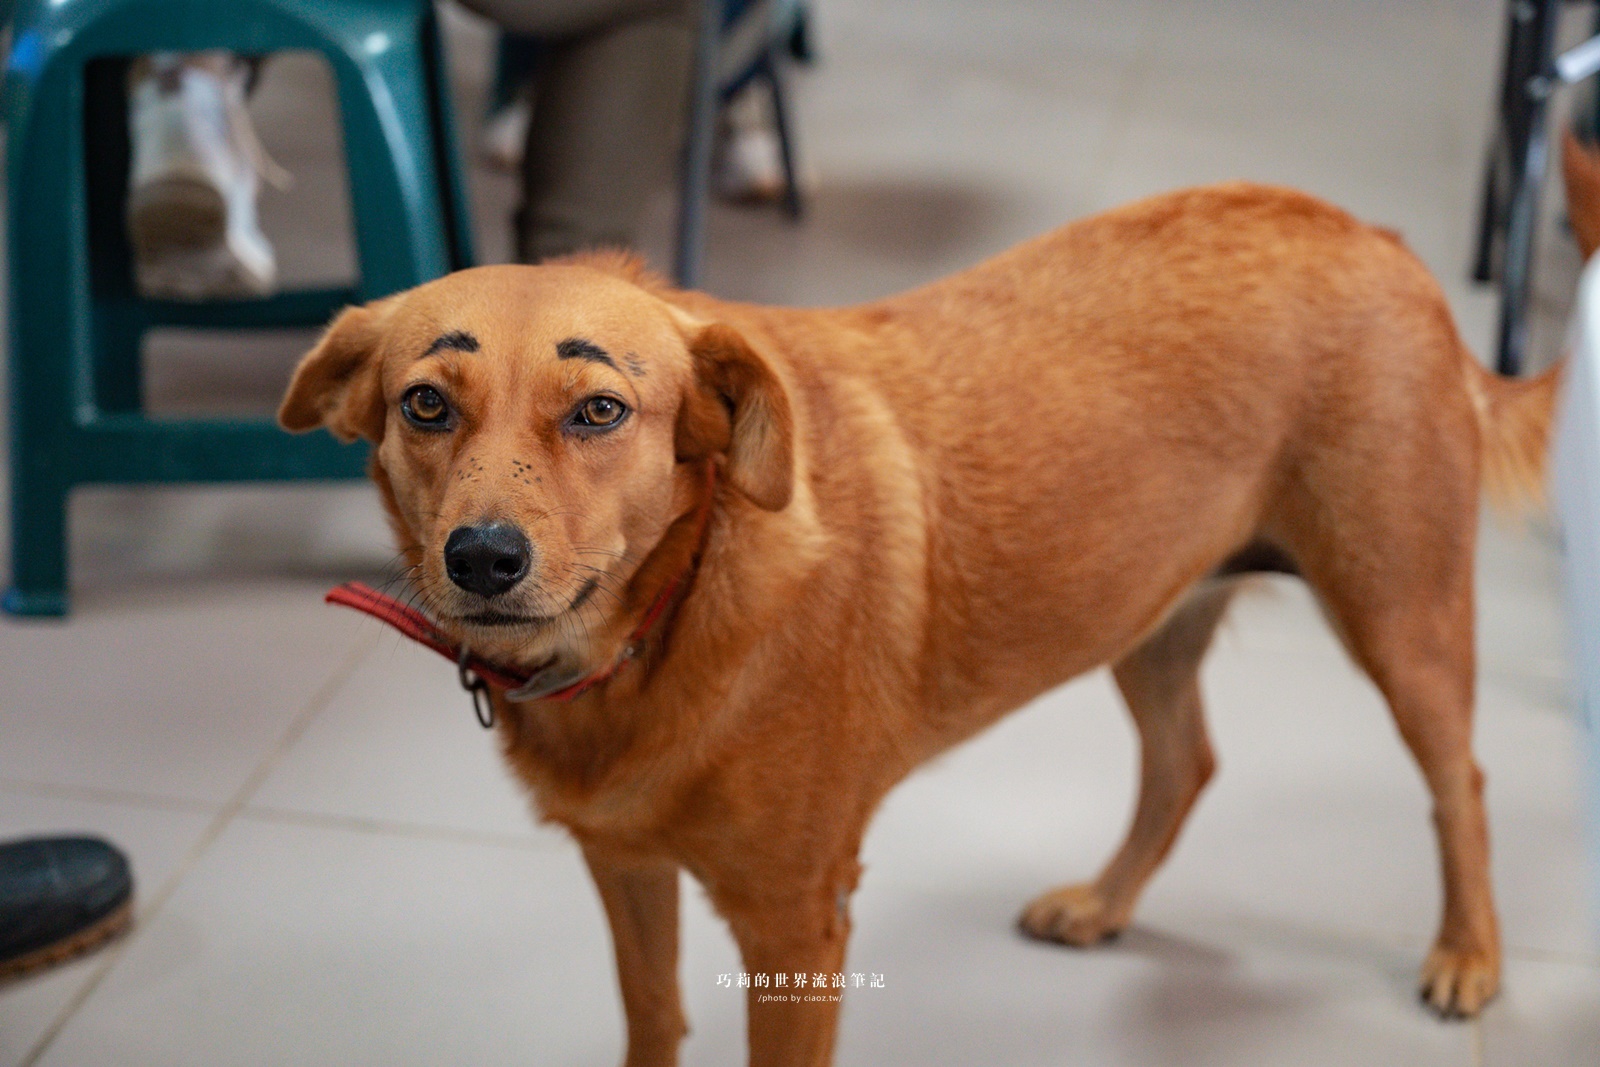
(1465, 357), (1563, 512)
(1453, 126), (1600, 512)
(1450, 126), (1600, 512)
(1563, 128), (1600, 261)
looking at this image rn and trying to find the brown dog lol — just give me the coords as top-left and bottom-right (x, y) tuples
(280, 183), (1559, 1065)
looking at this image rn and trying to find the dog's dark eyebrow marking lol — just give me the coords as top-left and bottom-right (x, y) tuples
(424, 331), (480, 357)
(556, 336), (619, 371)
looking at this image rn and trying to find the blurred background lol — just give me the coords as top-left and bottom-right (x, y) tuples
(0, 1), (1595, 1064)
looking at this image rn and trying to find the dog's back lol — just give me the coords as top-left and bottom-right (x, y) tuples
(697, 184), (1552, 728)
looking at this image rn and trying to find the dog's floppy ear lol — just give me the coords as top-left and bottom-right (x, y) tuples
(278, 300), (392, 443)
(677, 319), (795, 511)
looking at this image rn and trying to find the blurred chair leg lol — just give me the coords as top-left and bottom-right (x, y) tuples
(1473, 143), (1501, 285)
(1495, 0), (1560, 376)
(331, 38), (455, 294)
(1499, 83), (1552, 376)
(673, 0), (724, 288)
(1473, 0), (1560, 376)
(763, 49), (804, 222)
(420, 4), (476, 270)
(1473, 0), (1526, 285)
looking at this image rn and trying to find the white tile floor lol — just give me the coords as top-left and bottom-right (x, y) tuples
(2, 1), (1597, 1064)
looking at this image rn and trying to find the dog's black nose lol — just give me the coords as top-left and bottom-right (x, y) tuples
(443, 523), (532, 597)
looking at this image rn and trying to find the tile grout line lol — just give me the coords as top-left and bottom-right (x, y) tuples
(0, 777), (218, 817)
(1498, 943), (1600, 968)
(18, 627), (379, 1067)
(0, 766), (558, 856)
(234, 803), (560, 854)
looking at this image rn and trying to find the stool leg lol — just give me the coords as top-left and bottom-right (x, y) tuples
(3, 477), (70, 617)
(6, 212), (78, 617)
(328, 39), (456, 295)
(4, 55), (97, 615)
(84, 57), (146, 413)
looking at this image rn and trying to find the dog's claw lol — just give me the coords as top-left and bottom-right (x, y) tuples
(1017, 883), (1127, 946)
(1419, 945), (1499, 1019)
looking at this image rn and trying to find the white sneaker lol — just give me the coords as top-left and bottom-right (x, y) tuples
(480, 97), (530, 172)
(713, 85), (812, 206)
(714, 121), (789, 205)
(127, 53), (282, 301)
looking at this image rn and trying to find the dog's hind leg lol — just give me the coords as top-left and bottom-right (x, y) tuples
(1019, 582), (1235, 946)
(1303, 551), (1500, 1018)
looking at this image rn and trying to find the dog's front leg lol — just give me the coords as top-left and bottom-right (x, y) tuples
(582, 847), (688, 1067)
(721, 886), (853, 1067)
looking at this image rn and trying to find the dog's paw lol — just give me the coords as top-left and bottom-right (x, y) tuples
(1017, 883), (1127, 946)
(1419, 944), (1500, 1018)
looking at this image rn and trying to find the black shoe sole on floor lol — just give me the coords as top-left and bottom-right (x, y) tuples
(0, 898), (134, 983)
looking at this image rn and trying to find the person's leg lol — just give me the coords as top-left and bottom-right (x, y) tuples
(458, 0), (697, 261)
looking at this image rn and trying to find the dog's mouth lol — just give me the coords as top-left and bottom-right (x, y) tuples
(441, 579), (600, 630)
(452, 610), (545, 628)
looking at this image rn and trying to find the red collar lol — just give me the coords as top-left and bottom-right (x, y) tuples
(326, 465), (716, 726)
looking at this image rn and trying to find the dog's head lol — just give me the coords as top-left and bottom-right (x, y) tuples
(279, 259), (793, 684)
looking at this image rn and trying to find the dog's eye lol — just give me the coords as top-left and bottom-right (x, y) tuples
(401, 385), (450, 428)
(573, 396), (628, 430)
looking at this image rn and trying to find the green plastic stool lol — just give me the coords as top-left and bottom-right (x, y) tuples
(3, 0), (474, 616)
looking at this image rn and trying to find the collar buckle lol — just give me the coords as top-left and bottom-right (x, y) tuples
(456, 646), (495, 729)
